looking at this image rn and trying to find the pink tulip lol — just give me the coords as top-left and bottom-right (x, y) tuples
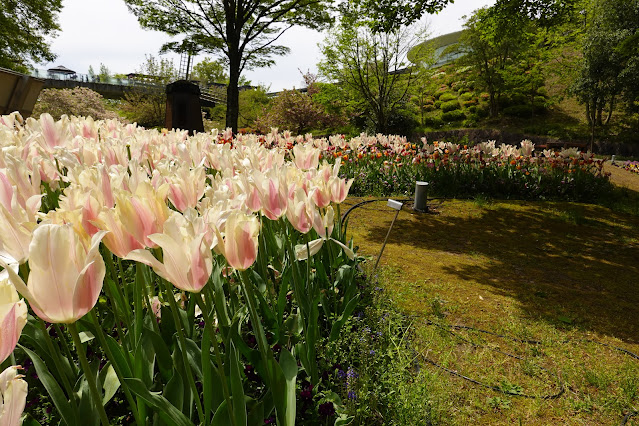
(38, 113), (69, 151)
(94, 208), (145, 259)
(254, 170), (287, 220)
(2, 224), (107, 324)
(216, 211), (260, 271)
(0, 172), (40, 265)
(312, 206), (334, 238)
(329, 177), (354, 204)
(166, 166), (206, 212)
(286, 189), (313, 234)
(126, 211), (213, 293)
(0, 281), (27, 364)
(292, 143), (320, 170)
(311, 183), (332, 209)
(116, 182), (170, 248)
(0, 366), (28, 426)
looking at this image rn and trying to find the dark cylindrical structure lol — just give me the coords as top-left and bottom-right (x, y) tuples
(414, 181), (429, 212)
(165, 80), (204, 135)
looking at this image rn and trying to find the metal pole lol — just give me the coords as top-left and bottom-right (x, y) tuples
(374, 207), (401, 271)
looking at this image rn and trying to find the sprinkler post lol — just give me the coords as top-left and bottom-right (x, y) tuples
(374, 199), (403, 270)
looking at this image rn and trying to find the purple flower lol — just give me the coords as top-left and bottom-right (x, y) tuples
(347, 391), (357, 400)
(318, 402), (336, 417)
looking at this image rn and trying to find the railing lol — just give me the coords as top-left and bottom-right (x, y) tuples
(30, 69), (229, 103)
(29, 69), (161, 89)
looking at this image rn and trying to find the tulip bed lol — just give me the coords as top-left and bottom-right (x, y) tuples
(620, 160), (639, 175)
(0, 113), (616, 426)
(0, 113), (361, 425)
(323, 135), (612, 201)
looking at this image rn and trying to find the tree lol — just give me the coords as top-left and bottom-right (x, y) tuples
(255, 74), (346, 134)
(457, 7), (535, 117)
(123, 0), (332, 132)
(319, 21), (426, 134)
(346, 0), (452, 33)
(0, 0), (62, 72)
(571, 0), (639, 148)
(192, 57), (229, 85)
(32, 87), (120, 120)
(121, 55), (179, 128)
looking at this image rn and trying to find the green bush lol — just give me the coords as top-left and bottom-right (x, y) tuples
(422, 104), (436, 112)
(462, 118), (478, 127)
(434, 100), (443, 109)
(438, 92), (457, 102)
(504, 93), (527, 106)
(476, 105), (490, 118)
(462, 99), (478, 108)
(459, 92), (474, 101)
(503, 104), (534, 117)
(441, 100), (461, 112)
(424, 114), (444, 127)
(441, 109), (466, 122)
(467, 105), (477, 114)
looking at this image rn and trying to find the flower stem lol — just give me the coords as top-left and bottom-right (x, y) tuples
(160, 277), (205, 424)
(193, 291), (236, 426)
(68, 322), (111, 426)
(89, 310), (143, 426)
(38, 321), (79, 419)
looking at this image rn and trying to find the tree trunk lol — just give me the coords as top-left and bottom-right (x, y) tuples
(226, 53), (241, 132)
(489, 91), (497, 117)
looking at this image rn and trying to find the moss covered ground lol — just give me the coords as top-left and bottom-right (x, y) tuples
(344, 171), (639, 424)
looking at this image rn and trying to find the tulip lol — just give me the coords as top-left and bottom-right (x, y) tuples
(329, 176), (353, 204)
(165, 165), (207, 212)
(2, 224), (107, 324)
(126, 210), (214, 293)
(295, 206), (355, 261)
(0, 172), (40, 265)
(286, 188), (314, 234)
(292, 143), (320, 170)
(0, 281), (27, 364)
(254, 169), (287, 220)
(215, 211), (260, 271)
(0, 366), (28, 426)
(116, 182), (170, 248)
(94, 208), (145, 259)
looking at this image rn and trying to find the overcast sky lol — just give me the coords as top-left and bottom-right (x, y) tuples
(42, 0), (495, 92)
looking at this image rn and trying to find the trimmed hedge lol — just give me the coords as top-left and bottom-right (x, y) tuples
(439, 92), (457, 102)
(441, 100), (461, 112)
(442, 109), (466, 121)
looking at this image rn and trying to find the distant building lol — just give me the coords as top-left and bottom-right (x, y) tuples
(409, 31), (465, 68)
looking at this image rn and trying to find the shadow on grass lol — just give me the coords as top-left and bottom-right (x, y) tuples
(358, 200), (639, 343)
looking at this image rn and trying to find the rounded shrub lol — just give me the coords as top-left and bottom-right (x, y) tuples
(462, 99), (477, 108)
(441, 100), (461, 112)
(441, 109), (466, 122)
(424, 114), (444, 127)
(476, 106), (490, 118)
(422, 104), (436, 112)
(434, 100), (443, 109)
(439, 92), (457, 102)
(459, 92), (474, 101)
(503, 105), (534, 117)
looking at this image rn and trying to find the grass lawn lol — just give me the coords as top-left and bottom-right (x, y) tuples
(344, 170), (639, 424)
